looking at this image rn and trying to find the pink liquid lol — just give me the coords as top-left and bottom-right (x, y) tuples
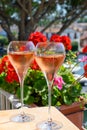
(8, 52), (34, 81)
(35, 54), (65, 81)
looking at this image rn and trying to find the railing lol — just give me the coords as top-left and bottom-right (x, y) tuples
(0, 89), (21, 110)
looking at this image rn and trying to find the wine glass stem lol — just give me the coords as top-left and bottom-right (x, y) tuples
(48, 87), (52, 122)
(20, 79), (24, 108)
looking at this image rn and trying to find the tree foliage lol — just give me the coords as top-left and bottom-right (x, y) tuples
(0, 0), (87, 41)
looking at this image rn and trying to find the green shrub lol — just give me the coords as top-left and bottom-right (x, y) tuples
(71, 41), (78, 51)
(0, 36), (9, 45)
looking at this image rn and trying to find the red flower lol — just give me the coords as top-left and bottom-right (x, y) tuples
(84, 64), (87, 78)
(82, 45), (87, 53)
(28, 32), (47, 46)
(28, 32), (47, 70)
(50, 34), (62, 42)
(20, 45), (26, 51)
(28, 32), (72, 70)
(0, 55), (19, 83)
(50, 34), (72, 50)
(0, 61), (4, 74)
(0, 55), (9, 73)
(5, 68), (19, 83)
(61, 36), (72, 50)
(30, 60), (40, 70)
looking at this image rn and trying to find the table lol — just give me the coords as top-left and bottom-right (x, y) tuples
(0, 106), (80, 130)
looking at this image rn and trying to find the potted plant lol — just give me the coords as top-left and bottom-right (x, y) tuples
(0, 32), (87, 106)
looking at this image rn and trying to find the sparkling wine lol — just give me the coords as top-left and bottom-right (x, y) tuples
(8, 52), (34, 81)
(35, 54), (65, 81)
(35, 42), (65, 129)
(7, 41), (35, 123)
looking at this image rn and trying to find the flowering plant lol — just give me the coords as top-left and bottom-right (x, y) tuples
(0, 32), (86, 106)
(0, 55), (19, 94)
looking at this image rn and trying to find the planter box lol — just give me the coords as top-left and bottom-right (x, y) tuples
(60, 102), (84, 115)
(59, 102), (84, 130)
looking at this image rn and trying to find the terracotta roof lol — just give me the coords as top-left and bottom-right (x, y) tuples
(0, 25), (3, 32)
(80, 31), (87, 40)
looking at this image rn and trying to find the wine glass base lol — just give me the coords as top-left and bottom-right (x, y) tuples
(36, 120), (63, 130)
(10, 113), (34, 122)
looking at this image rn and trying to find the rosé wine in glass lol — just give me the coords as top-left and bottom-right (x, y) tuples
(8, 52), (34, 82)
(7, 41), (35, 122)
(35, 55), (65, 82)
(35, 41), (65, 130)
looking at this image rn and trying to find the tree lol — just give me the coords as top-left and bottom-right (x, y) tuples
(0, 0), (87, 41)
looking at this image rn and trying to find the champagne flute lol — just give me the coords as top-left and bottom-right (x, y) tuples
(7, 41), (35, 122)
(35, 41), (65, 130)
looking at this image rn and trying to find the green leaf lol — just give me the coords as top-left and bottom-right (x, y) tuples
(26, 96), (34, 104)
(63, 95), (73, 105)
(34, 80), (47, 92)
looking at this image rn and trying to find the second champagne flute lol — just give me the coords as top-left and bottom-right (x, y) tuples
(35, 41), (65, 130)
(7, 41), (35, 122)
